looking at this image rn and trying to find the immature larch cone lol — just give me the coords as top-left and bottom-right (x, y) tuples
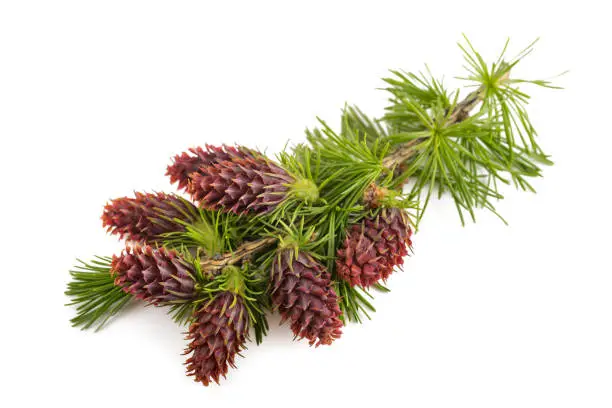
(271, 249), (343, 346)
(167, 145), (256, 191)
(184, 292), (249, 386)
(102, 192), (198, 244)
(189, 156), (295, 215)
(111, 245), (196, 304)
(336, 208), (412, 287)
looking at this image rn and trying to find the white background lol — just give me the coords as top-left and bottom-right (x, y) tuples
(1, 1), (611, 407)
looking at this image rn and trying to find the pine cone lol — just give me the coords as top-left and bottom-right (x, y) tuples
(167, 145), (256, 191)
(111, 245), (196, 304)
(102, 192), (198, 244)
(185, 292), (249, 386)
(271, 250), (343, 346)
(336, 208), (412, 287)
(189, 156), (294, 215)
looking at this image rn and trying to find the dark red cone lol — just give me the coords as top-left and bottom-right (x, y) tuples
(102, 192), (198, 244)
(270, 249), (343, 346)
(336, 208), (412, 287)
(184, 292), (249, 386)
(166, 145), (256, 192)
(111, 245), (196, 304)
(189, 156), (294, 215)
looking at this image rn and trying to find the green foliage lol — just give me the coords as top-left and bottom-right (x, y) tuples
(335, 281), (376, 323)
(65, 257), (131, 331)
(383, 68), (451, 134)
(162, 208), (242, 255)
(305, 118), (390, 209)
(457, 35), (562, 155)
(386, 95), (507, 224)
(340, 105), (389, 147)
(167, 301), (198, 327)
(382, 36), (560, 224)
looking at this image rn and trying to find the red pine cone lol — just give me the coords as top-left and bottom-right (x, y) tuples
(271, 250), (343, 346)
(189, 156), (294, 215)
(184, 292), (249, 386)
(166, 145), (256, 191)
(336, 208), (412, 287)
(102, 192), (198, 243)
(111, 245), (196, 304)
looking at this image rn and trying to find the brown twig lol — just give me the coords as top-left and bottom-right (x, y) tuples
(200, 237), (276, 275)
(447, 87), (484, 124)
(382, 139), (421, 170)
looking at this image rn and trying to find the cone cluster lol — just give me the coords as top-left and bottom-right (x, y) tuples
(83, 143), (414, 387)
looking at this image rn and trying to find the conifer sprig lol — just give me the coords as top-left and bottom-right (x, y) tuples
(383, 68), (452, 134)
(457, 36), (562, 155)
(381, 36), (560, 224)
(65, 35), (561, 386)
(306, 119), (390, 209)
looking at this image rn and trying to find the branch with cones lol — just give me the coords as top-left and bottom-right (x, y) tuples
(66, 36), (562, 386)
